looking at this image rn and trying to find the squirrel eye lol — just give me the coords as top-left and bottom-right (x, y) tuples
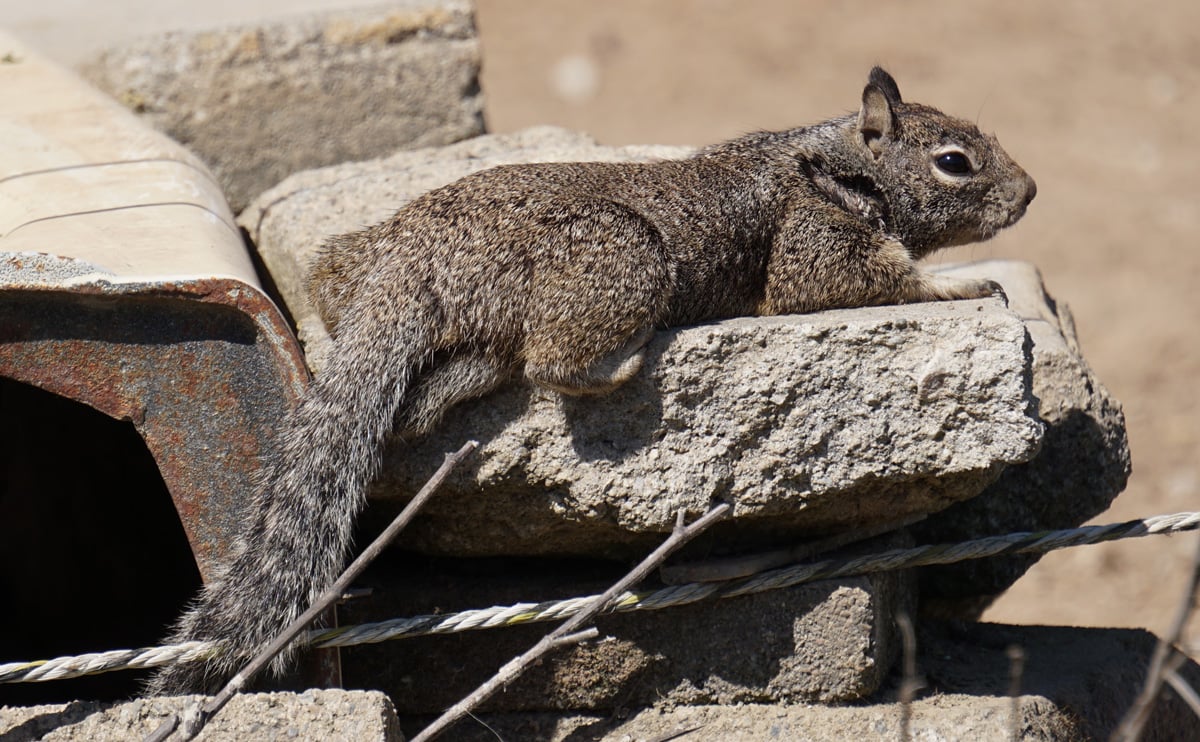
(935, 151), (973, 175)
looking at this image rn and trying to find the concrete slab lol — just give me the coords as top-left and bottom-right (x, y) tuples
(341, 549), (913, 710)
(405, 623), (1200, 741)
(0, 689), (401, 741)
(79, 1), (485, 211)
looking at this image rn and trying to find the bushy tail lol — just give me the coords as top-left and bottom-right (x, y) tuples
(145, 315), (429, 696)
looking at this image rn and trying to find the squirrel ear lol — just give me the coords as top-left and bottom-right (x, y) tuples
(867, 67), (902, 104)
(858, 68), (899, 158)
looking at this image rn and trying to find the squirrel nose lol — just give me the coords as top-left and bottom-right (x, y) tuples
(1023, 174), (1037, 205)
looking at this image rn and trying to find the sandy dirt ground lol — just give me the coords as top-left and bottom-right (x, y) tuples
(472, 0), (1200, 654)
(3, 0), (1197, 655)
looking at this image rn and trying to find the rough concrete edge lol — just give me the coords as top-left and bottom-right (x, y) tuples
(77, 0), (485, 213)
(916, 259), (1131, 615)
(0, 689), (402, 741)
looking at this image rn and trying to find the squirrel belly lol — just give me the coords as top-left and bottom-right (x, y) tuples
(148, 67), (1035, 695)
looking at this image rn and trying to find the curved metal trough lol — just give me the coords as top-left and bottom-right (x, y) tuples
(0, 30), (309, 586)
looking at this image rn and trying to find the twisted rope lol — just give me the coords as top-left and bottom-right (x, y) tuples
(0, 642), (214, 684)
(4, 511), (1198, 684)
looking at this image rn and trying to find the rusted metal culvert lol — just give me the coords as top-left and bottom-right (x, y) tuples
(0, 30), (315, 698)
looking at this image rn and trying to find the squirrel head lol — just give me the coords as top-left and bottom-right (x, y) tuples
(846, 67), (1037, 257)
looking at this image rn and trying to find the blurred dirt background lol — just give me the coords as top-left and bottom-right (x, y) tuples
(473, 0), (1200, 654)
(5, 0), (1197, 654)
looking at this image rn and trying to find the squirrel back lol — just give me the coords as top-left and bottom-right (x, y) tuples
(148, 67), (1034, 695)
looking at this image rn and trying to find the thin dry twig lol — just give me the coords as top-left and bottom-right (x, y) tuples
(412, 503), (731, 742)
(1163, 661), (1200, 721)
(644, 725), (706, 742)
(1007, 644), (1026, 742)
(896, 612), (921, 742)
(145, 440), (479, 742)
(1112, 532), (1200, 742)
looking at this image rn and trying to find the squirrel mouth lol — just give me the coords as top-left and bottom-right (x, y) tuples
(1003, 200), (1031, 227)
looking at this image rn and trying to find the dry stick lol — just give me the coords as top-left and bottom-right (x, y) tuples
(145, 440), (479, 742)
(1006, 644), (1026, 742)
(644, 725), (706, 742)
(1112, 532), (1200, 742)
(896, 612), (920, 742)
(1163, 658), (1200, 721)
(411, 503), (732, 742)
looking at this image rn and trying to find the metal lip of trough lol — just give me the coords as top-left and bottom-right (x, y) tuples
(0, 28), (309, 583)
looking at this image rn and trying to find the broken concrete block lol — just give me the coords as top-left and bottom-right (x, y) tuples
(4, 626), (1188, 741)
(341, 547), (913, 711)
(79, 1), (485, 212)
(914, 260), (1131, 616)
(242, 126), (1043, 558)
(0, 689), (402, 741)
(377, 300), (1041, 557)
(419, 623), (1200, 741)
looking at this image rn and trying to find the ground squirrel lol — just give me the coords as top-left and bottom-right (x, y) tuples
(147, 67), (1036, 695)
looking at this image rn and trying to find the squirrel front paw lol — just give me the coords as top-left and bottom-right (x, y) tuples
(978, 279), (1009, 306)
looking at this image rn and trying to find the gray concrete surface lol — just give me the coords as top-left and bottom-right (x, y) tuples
(412, 623), (1200, 741)
(0, 689), (401, 741)
(341, 554), (913, 710)
(4, 624), (1195, 740)
(78, 1), (485, 212)
(916, 260), (1131, 617)
(0, 0), (364, 65)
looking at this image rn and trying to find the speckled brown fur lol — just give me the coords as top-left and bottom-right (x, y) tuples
(147, 68), (1035, 696)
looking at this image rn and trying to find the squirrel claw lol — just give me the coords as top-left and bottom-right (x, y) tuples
(980, 279), (1009, 306)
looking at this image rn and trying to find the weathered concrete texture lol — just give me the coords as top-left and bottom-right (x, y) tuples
(427, 699), (1081, 742)
(380, 300), (1040, 557)
(4, 626), (1190, 741)
(244, 126), (1044, 558)
(79, 1), (485, 212)
(341, 544), (913, 711)
(914, 260), (1131, 617)
(0, 689), (402, 741)
(419, 623), (1200, 742)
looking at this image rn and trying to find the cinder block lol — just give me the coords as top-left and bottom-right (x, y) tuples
(80, 1), (486, 212)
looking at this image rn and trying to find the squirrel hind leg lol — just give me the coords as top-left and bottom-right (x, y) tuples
(525, 325), (655, 396)
(394, 352), (508, 436)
